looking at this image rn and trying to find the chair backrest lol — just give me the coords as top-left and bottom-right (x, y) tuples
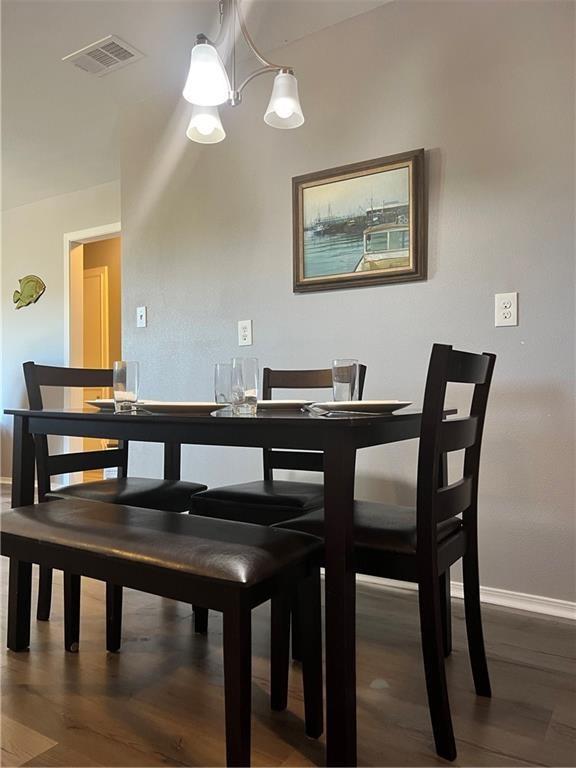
(416, 344), (496, 556)
(23, 361), (129, 498)
(261, 365), (367, 479)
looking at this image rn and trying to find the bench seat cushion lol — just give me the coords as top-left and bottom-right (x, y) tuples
(47, 477), (207, 513)
(1, 500), (321, 587)
(190, 480), (324, 525)
(275, 500), (463, 555)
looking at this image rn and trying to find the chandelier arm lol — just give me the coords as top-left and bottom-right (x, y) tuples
(237, 65), (282, 95)
(234, 0), (292, 72)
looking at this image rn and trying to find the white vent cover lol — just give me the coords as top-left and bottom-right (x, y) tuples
(62, 35), (144, 76)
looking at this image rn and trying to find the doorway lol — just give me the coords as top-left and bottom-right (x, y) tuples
(65, 224), (121, 481)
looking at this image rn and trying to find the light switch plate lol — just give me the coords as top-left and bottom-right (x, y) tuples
(495, 292), (518, 327)
(136, 306), (147, 328)
(238, 319), (252, 346)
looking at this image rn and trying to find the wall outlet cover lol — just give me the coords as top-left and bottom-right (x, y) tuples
(495, 292), (518, 327)
(238, 319), (253, 346)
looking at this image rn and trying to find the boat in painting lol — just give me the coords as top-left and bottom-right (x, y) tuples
(355, 222), (410, 272)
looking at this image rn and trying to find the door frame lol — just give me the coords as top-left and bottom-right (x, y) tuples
(62, 222), (121, 475)
(63, 221), (121, 371)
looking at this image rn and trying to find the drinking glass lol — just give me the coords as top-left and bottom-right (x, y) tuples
(113, 361), (139, 413)
(332, 359), (359, 401)
(231, 357), (259, 416)
(214, 362), (233, 406)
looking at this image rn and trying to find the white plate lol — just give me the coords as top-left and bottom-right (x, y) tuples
(141, 401), (226, 414)
(257, 399), (313, 410)
(86, 399), (226, 414)
(311, 400), (412, 413)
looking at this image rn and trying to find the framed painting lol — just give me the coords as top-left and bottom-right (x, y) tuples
(292, 149), (426, 293)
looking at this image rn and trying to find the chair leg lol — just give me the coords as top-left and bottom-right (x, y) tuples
(418, 575), (457, 761)
(223, 603), (252, 767)
(36, 565), (52, 621)
(290, 598), (302, 662)
(440, 569), (452, 657)
(7, 559), (32, 652)
(463, 540), (491, 697)
(193, 606), (209, 634)
(298, 568), (324, 739)
(106, 583), (123, 653)
(63, 573), (81, 652)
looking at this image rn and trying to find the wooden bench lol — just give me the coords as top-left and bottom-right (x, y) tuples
(1, 499), (323, 767)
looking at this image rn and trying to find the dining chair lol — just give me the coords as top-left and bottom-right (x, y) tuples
(275, 344), (496, 761)
(22, 361), (208, 638)
(190, 365), (367, 526)
(189, 365), (366, 634)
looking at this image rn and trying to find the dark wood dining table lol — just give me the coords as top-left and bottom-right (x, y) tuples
(7, 405), (439, 767)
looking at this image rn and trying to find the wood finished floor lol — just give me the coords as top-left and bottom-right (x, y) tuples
(1, 488), (574, 767)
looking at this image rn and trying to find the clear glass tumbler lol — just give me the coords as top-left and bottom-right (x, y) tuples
(113, 361), (139, 413)
(214, 362), (233, 406)
(231, 357), (259, 416)
(332, 359), (359, 401)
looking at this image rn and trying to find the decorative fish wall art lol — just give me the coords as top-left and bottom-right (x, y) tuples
(13, 275), (46, 309)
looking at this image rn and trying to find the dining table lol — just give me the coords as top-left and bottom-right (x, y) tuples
(6, 404), (450, 767)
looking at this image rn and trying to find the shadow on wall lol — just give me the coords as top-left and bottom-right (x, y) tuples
(481, 382), (574, 503)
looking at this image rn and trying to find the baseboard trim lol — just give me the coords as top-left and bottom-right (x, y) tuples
(356, 574), (576, 621)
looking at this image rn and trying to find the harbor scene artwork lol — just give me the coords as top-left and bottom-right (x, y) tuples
(293, 150), (426, 292)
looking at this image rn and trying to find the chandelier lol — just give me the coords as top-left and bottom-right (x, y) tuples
(182, 0), (304, 144)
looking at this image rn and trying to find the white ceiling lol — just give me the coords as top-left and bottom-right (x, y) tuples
(2, 0), (385, 210)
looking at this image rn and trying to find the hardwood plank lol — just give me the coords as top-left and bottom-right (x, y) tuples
(1, 716), (57, 767)
(23, 744), (103, 767)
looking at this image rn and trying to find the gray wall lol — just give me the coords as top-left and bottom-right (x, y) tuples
(1, 181), (121, 473)
(122, 1), (575, 601)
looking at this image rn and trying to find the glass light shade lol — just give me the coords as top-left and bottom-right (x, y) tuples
(186, 105), (226, 144)
(182, 42), (231, 106)
(264, 72), (304, 129)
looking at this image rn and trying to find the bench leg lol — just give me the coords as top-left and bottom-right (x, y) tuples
(193, 606), (208, 634)
(270, 592), (291, 711)
(106, 583), (123, 653)
(36, 566), (52, 621)
(223, 604), (251, 767)
(64, 573), (81, 653)
(299, 569), (324, 739)
(7, 559), (32, 652)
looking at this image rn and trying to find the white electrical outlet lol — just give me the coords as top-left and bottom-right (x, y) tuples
(136, 306), (147, 328)
(238, 319), (253, 346)
(495, 292), (518, 327)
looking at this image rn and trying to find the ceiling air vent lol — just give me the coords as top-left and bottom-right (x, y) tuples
(62, 35), (144, 76)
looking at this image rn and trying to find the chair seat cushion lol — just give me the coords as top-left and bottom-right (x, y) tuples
(275, 500), (463, 555)
(47, 477), (207, 513)
(1, 500), (321, 587)
(190, 480), (324, 526)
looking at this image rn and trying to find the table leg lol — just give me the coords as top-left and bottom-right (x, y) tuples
(11, 416), (35, 508)
(163, 443), (181, 481)
(323, 441), (357, 767)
